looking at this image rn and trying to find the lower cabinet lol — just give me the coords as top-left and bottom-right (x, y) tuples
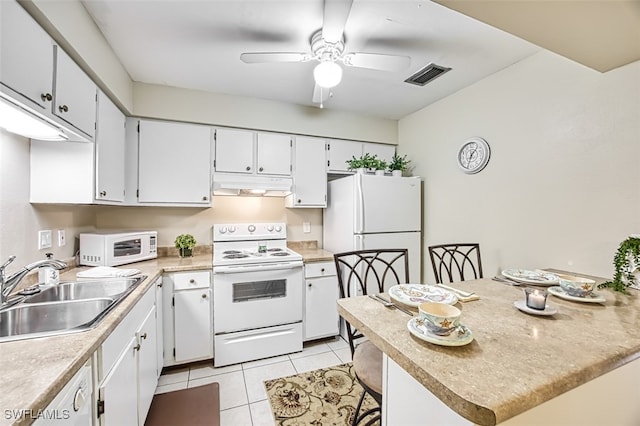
(162, 271), (213, 366)
(303, 261), (340, 341)
(96, 282), (158, 426)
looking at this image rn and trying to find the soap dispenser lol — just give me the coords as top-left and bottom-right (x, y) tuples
(38, 252), (60, 285)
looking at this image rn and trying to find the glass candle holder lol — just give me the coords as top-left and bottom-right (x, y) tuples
(524, 287), (548, 310)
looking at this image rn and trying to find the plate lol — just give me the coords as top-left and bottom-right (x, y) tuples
(548, 286), (606, 303)
(388, 284), (458, 307)
(513, 300), (557, 316)
(407, 317), (473, 346)
(501, 269), (559, 286)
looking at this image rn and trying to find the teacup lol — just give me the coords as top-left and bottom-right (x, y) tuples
(558, 275), (596, 297)
(418, 302), (461, 336)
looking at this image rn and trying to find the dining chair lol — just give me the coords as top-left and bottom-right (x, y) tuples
(334, 248), (410, 426)
(428, 243), (483, 284)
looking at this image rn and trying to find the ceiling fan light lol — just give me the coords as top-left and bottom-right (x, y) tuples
(314, 61), (342, 88)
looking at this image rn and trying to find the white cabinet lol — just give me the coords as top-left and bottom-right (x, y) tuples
(136, 119), (212, 206)
(154, 277), (164, 378)
(327, 139), (396, 173)
(97, 284), (158, 426)
(53, 46), (97, 138)
(30, 90), (124, 204)
(286, 136), (327, 208)
(214, 128), (292, 176)
(34, 361), (92, 426)
(303, 261), (339, 341)
(162, 271), (213, 366)
(1, 0), (54, 113)
(95, 90), (125, 203)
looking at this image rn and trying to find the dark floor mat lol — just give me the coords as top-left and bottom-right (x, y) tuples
(145, 383), (220, 426)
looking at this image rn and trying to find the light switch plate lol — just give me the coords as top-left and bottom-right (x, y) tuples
(303, 222), (311, 233)
(57, 229), (66, 247)
(38, 230), (52, 250)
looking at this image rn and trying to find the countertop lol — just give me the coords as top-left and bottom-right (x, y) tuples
(288, 241), (334, 263)
(337, 271), (640, 425)
(0, 254), (212, 426)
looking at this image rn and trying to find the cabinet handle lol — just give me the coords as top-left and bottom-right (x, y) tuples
(189, 279), (195, 283)
(308, 283), (312, 287)
(99, 191), (107, 197)
(58, 104), (69, 113)
(297, 199), (301, 204)
(259, 167), (264, 172)
(246, 166), (251, 171)
(134, 344), (141, 351)
(202, 196), (208, 201)
(157, 283), (163, 288)
(202, 293), (207, 299)
(40, 93), (52, 102)
(141, 333), (147, 340)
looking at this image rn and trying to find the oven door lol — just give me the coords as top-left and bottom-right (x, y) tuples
(213, 262), (303, 333)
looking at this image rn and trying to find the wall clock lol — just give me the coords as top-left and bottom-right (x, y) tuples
(457, 137), (491, 174)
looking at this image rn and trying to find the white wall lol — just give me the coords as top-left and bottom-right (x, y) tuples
(399, 51), (640, 281)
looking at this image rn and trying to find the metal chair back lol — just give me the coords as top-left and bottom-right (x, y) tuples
(428, 243), (483, 284)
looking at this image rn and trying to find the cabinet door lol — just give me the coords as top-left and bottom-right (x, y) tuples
(137, 307), (158, 425)
(138, 120), (212, 204)
(99, 337), (138, 426)
(327, 140), (362, 173)
(364, 143), (395, 164)
(256, 132), (291, 176)
(0, 1), (54, 112)
(53, 46), (96, 137)
(155, 278), (164, 376)
(174, 289), (213, 362)
(95, 91), (125, 203)
(215, 128), (254, 173)
(288, 136), (327, 207)
(304, 276), (339, 341)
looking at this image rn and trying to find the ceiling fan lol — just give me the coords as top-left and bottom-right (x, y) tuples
(240, 0), (411, 107)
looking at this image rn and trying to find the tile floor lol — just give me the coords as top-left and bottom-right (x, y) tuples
(154, 336), (352, 426)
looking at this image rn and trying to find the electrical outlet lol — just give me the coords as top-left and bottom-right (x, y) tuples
(57, 229), (66, 247)
(303, 222), (311, 233)
(38, 230), (52, 250)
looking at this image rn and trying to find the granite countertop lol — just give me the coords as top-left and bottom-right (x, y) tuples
(288, 241), (334, 263)
(337, 271), (640, 426)
(0, 254), (212, 426)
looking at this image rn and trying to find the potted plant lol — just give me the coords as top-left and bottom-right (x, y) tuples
(346, 153), (378, 174)
(388, 153), (410, 177)
(174, 233), (196, 258)
(346, 155), (365, 173)
(373, 158), (388, 175)
(599, 235), (640, 294)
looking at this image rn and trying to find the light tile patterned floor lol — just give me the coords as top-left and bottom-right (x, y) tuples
(154, 336), (351, 426)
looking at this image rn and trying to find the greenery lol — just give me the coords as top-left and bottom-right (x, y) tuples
(374, 158), (388, 171)
(346, 153), (379, 170)
(598, 236), (640, 294)
(388, 153), (410, 171)
(174, 233), (197, 250)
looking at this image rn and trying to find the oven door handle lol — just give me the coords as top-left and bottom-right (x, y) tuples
(214, 261), (303, 274)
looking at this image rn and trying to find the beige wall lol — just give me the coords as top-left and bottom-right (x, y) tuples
(399, 51), (640, 282)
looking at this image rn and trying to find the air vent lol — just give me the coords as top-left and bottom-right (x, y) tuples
(404, 63), (451, 86)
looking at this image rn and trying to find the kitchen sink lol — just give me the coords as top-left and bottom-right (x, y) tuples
(0, 298), (115, 341)
(24, 278), (140, 304)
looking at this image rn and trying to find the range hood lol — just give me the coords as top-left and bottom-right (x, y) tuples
(212, 173), (293, 197)
(0, 92), (89, 142)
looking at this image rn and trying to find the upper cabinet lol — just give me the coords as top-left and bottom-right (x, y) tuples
(52, 47), (97, 138)
(0, 0), (96, 140)
(1, 0), (54, 113)
(285, 136), (327, 208)
(95, 91), (125, 203)
(214, 128), (292, 176)
(327, 140), (396, 173)
(135, 119), (212, 206)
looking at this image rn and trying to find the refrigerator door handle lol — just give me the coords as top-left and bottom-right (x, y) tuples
(355, 174), (364, 233)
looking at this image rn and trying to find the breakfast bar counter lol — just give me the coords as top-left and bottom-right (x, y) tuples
(337, 271), (640, 425)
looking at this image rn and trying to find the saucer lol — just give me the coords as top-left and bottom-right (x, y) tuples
(548, 286), (606, 303)
(513, 300), (557, 316)
(407, 318), (473, 347)
(389, 284), (458, 307)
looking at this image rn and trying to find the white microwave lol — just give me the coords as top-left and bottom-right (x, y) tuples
(80, 231), (158, 266)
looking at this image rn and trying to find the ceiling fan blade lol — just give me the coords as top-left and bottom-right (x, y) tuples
(312, 84), (330, 104)
(322, 0), (353, 43)
(240, 52), (309, 64)
(342, 53), (411, 72)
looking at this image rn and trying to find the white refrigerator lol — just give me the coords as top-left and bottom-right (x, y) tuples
(323, 173), (422, 292)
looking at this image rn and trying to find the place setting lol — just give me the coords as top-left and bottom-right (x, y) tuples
(547, 274), (606, 303)
(388, 283), (459, 307)
(498, 268), (560, 286)
(407, 301), (474, 347)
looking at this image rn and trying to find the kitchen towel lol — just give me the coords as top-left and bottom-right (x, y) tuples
(76, 266), (141, 279)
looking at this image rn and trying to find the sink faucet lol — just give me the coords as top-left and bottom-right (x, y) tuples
(0, 255), (67, 304)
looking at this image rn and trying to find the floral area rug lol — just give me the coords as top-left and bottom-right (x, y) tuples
(264, 362), (379, 425)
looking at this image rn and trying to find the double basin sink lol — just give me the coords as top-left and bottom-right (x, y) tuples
(0, 276), (145, 342)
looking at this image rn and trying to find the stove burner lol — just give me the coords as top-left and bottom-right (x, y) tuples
(270, 252), (290, 257)
(223, 253), (249, 259)
(223, 250), (242, 255)
(267, 248), (283, 252)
